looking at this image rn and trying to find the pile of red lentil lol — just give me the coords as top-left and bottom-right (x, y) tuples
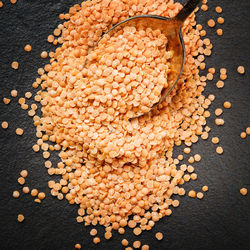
(1, 0), (249, 249)
(34, 0), (212, 234)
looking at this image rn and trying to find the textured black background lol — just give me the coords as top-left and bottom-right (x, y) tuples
(0, 0), (249, 250)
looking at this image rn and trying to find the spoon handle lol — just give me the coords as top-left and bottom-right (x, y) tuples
(175, 0), (201, 23)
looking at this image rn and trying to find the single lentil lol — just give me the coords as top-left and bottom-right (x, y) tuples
(17, 214), (24, 222)
(11, 61), (19, 70)
(24, 44), (32, 52)
(237, 66), (245, 74)
(216, 146), (224, 155)
(1, 121), (8, 129)
(240, 188), (247, 196)
(13, 190), (20, 198)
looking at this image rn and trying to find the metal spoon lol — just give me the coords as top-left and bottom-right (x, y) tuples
(90, 0), (201, 119)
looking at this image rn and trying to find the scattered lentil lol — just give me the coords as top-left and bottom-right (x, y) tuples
(155, 232), (163, 240)
(38, 192), (46, 200)
(18, 177), (25, 185)
(216, 146), (223, 155)
(202, 186), (208, 192)
(240, 132), (247, 139)
(24, 44), (32, 52)
(216, 80), (224, 89)
(142, 245), (150, 250)
(211, 137), (219, 144)
(215, 108), (223, 116)
(3, 98), (11, 104)
(17, 214), (24, 222)
(41, 51), (48, 59)
(215, 6), (223, 13)
(20, 170), (28, 178)
(217, 17), (224, 24)
(133, 241), (141, 249)
(215, 118), (225, 126)
(246, 127), (250, 135)
(188, 190), (196, 198)
(237, 66), (245, 74)
(121, 239), (129, 247)
(93, 237), (100, 244)
(11, 61), (19, 70)
(22, 186), (30, 194)
(75, 244), (81, 249)
(90, 229), (98, 236)
(31, 189), (38, 196)
(240, 188), (247, 196)
(223, 101), (231, 109)
(16, 128), (24, 135)
(13, 190), (20, 198)
(216, 29), (223, 36)
(1, 121), (8, 129)
(207, 19), (215, 27)
(11, 89), (18, 97)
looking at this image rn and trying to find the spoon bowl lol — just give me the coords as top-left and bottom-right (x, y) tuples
(88, 0), (201, 119)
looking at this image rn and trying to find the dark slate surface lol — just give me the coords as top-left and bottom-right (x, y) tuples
(0, 0), (249, 250)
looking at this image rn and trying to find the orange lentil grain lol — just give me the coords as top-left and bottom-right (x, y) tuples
(133, 241), (141, 249)
(121, 239), (129, 246)
(217, 17), (224, 24)
(211, 137), (219, 144)
(223, 101), (231, 109)
(133, 227), (142, 236)
(202, 186), (208, 192)
(11, 89), (18, 97)
(197, 192), (204, 199)
(90, 229), (98, 236)
(20, 170), (28, 178)
(240, 132), (247, 139)
(54, 28), (61, 36)
(201, 5), (208, 11)
(188, 190), (196, 198)
(215, 108), (223, 116)
(216, 146), (223, 155)
(11, 61), (19, 70)
(41, 51), (48, 59)
(217, 29), (223, 36)
(0, 1), (3, 8)
(47, 35), (55, 43)
(142, 245), (150, 250)
(207, 19), (215, 28)
(24, 44), (32, 52)
(93, 237), (100, 244)
(246, 127), (250, 135)
(1, 121), (8, 129)
(237, 66), (245, 74)
(155, 232), (163, 240)
(13, 190), (20, 198)
(104, 231), (112, 240)
(3, 98), (11, 104)
(38, 192), (46, 200)
(17, 214), (24, 222)
(31, 189), (38, 196)
(240, 188), (247, 196)
(215, 6), (222, 13)
(215, 118), (224, 126)
(75, 244), (81, 249)
(16, 128), (24, 135)
(216, 80), (224, 89)
(18, 177), (25, 185)
(25, 92), (32, 99)
(22, 186), (30, 194)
